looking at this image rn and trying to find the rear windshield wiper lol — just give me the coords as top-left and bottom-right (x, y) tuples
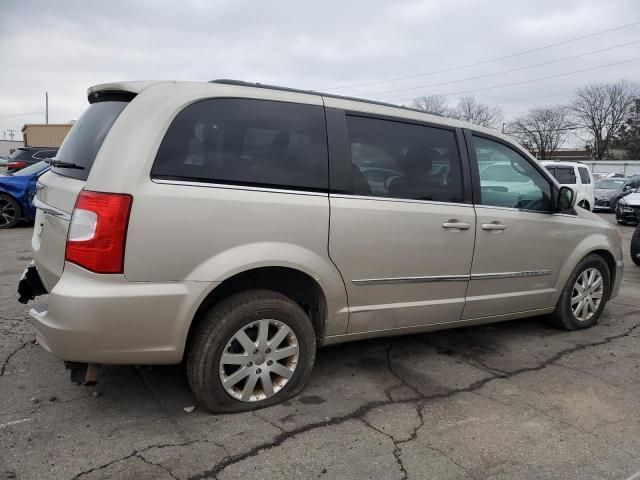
(46, 159), (85, 170)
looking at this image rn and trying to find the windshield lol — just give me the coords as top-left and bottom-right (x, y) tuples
(52, 100), (129, 180)
(11, 160), (50, 176)
(596, 179), (625, 189)
(480, 164), (530, 182)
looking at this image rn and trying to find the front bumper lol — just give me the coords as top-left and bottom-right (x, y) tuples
(616, 205), (640, 224)
(593, 198), (612, 210)
(23, 262), (213, 364)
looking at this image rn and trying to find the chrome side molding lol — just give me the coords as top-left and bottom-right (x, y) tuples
(352, 275), (470, 285)
(352, 270), (551, 286)
(470, 270), (551, 280)
(33, 197), (72, 221)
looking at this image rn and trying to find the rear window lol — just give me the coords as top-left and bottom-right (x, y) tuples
(8, 149), (35, 161)
(52, 101), (128, 180)
(151, 98), (328, 192)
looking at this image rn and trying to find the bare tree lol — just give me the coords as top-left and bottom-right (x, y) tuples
(508, 106), (572, 159)
(450, 95), (503, 129)
(569, 80), (639, 159)
(410, 95), (449, 116)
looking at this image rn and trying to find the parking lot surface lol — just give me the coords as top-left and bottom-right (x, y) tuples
(1, 215), (640, 480)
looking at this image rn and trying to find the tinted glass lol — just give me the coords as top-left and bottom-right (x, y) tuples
(345, 115), (463, 202)
(152, 99), (328, 191)
(578, 167), (591, 184)
(473, 136), (552, 212)
(12, 161), (49, 176)
(548, 166), (576, 184)
(8, 149), (34, 161)
(52, 101), (129, 180)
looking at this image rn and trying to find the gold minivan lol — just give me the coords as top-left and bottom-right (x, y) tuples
(18, 80), (623, 412)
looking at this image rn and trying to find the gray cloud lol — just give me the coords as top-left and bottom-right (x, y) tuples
(1, 0), (639, 144)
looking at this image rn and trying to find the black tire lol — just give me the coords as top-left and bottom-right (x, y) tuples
(0, 194), (21, 229)
(550, 254), (610, 331)
(631, 226), (640, 266)
(187, 289), (316, 413)
(578, 200), (590, 211)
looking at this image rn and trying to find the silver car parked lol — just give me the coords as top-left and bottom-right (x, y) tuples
(18, 80), (623, 412)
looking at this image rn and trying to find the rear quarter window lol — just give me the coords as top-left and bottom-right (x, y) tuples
(578, 167), (591, 184)
(52, 101), (129, 180)
(151, 98), (328, 192)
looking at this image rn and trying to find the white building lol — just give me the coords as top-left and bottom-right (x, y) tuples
(0, 139), (23, 157)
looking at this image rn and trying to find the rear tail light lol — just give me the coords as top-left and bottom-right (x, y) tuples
(65, 190), (133, 274)
(7, 161), (27, 170)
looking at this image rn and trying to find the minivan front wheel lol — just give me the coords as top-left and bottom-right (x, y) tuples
(187, 289), (316, 413)
(551, 254), (610, 330)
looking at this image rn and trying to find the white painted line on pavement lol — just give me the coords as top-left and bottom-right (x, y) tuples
(0, 418), (33, 429)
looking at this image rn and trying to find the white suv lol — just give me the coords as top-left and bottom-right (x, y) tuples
(542, 161), (595, 211)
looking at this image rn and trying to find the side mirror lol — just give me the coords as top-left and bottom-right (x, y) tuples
(557, 186), (576, 212)
(623, 185), (630, 191)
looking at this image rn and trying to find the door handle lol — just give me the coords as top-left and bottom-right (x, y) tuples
(442, 220), (471, 230)
(481, 222), (506, 231)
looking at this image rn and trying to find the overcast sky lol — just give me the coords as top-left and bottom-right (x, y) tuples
(1, 0), (639, 144)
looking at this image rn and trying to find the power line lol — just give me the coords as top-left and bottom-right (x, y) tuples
(391, 56), (640, 102)
(0, 111), (44, 118)
(362, 39), (640, 97)
(320, 20), (640, 91)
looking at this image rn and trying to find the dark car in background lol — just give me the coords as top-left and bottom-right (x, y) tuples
(594, 178), (627, 211)
(5, 147), (58, 173)
(594, 175), (640, 212)
(0, 161), (50, 228)
(609, 175), (640, 212)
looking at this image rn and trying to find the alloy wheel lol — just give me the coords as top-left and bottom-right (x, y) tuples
(571, 268), (604, 322)
(219, 319), (299, 402)
(0, 198), (17, 227)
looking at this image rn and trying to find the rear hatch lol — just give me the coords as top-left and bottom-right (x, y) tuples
(32, 97), (131, 290)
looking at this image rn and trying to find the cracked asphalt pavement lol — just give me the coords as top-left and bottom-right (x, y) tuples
(2, 214), (640, 480)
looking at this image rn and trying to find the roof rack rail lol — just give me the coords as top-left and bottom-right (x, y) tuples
(209, 79), (443, 117)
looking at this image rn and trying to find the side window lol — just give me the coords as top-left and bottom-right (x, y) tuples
(474, 136), (552, 212)
(578, 167), (591, 184)
(345, 115), (463, 203)
(550, 167), (576, 184)
(152, 98), (328, 191)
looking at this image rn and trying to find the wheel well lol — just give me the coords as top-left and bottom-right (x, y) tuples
(186, 267), (327, 353)
(591, 249), (616, 297)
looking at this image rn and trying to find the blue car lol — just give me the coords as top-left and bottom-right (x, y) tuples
(0, 161), (50, 228)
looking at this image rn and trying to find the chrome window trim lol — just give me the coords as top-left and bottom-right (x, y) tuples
(331, 194), (471, 208)
(474, 204), (577, 217)
(152, 179), (327, 197)
(352, 270), (551, 285)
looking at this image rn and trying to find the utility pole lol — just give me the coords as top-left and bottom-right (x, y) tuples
(45, 92), (49, 124)
(6, 129), (16, 141)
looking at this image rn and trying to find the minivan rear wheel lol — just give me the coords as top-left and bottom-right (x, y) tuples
(550, 254), (610, 330)
(186, 289), (316, 413)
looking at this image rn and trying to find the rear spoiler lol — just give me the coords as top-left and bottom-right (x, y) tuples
(87, 81), (161, 103)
